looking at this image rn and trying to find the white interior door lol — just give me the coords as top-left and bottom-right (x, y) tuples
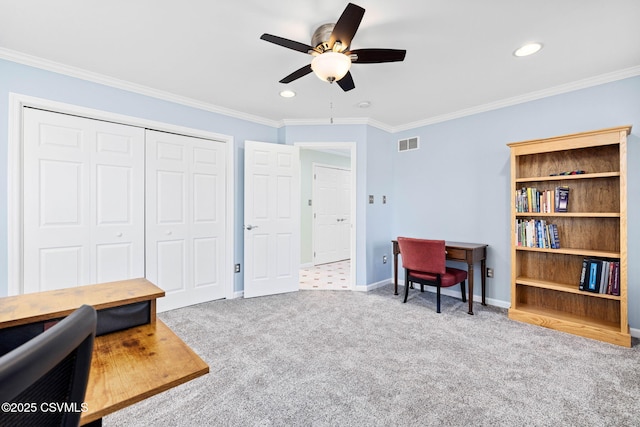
(244, 141), (300, 298)
(146, 130), (226, 312)
(313, 165), (351, 265)
(22, 108), (145, 293)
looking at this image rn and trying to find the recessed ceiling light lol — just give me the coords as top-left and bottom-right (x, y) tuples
(514, 42), (543, 57)
(280, 90), (296, 98)
(357, 101), (371, 108)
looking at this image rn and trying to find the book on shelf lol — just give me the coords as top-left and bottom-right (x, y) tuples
(555, 186), (570, 212)
(515, 219), (560, 249)
(515, 187), (556, 213)
(578, 258), (620, 295)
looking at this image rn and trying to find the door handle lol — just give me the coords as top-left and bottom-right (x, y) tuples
(245, 224), (259, 230)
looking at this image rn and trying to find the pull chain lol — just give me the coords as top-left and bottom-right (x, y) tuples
(329, 89), (334, 124)
(330, 101), (334, 124)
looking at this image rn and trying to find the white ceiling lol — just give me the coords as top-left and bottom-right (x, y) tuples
(1, 0), (639, 130)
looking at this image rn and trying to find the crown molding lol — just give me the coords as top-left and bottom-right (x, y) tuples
(2, 48), (638, 134)
(0, 48), (281, 128)
(392, 65), (640, 133)
(280, 116), (392, 132)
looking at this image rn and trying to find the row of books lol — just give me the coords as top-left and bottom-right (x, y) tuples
(515, 186), (570, 213)
(579, 258), (620, 295)
(516, 219), (561, 249)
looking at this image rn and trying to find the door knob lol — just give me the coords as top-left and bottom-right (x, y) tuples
(245, 224), (258, 230)
(116, 232), (123, 237)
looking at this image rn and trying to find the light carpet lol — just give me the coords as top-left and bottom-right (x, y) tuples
(104, 284), (640, 426)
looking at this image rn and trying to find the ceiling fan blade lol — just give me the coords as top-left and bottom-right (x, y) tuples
(279, 64), (313, 84)
(348, 48), (407, 63)
(329, 3), (365, 51)
(337, 71), (355, 92)
(260, 33), (314, 54)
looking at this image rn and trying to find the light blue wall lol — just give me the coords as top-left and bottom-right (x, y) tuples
(0, 59), (278, 295)
(391, 76), (640, 327)
(365, 125), (396, 285)
(1, 58), (638, 329)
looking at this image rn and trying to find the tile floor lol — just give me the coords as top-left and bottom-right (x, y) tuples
(299, 259), (351, 290)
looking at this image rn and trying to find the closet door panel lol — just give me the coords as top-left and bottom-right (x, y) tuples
(22, 108), (144, 293)
(146, 130), (226, 312)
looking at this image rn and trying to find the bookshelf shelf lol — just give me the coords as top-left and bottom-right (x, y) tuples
(515, 246), (619, 258)
(508, 125), (631, 347)
(515, 276), (621, 300)
(515, 171), (620, 183)
(515, 212), (620, 218)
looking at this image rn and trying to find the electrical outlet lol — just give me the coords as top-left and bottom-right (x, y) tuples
(235, 264), (241, 273)
(369, 195), (374, 204)
(382, 255), (388, 264)
(486, 267), (494, 278)
(383, 195), (387, 204)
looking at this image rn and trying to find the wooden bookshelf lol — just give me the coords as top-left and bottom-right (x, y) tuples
(507, 126), (631, 347)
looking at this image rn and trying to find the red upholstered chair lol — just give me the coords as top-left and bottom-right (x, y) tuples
(397, 237), (468, 313)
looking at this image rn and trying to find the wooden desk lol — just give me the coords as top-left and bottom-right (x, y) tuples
(392, 240), (488, 315)
(82, 320), (208, 424)
(0, 279), (209, 425)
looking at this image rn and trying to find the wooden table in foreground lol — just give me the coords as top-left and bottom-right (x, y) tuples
(392, 240), (488, 315)
(0, 278), (209, 426)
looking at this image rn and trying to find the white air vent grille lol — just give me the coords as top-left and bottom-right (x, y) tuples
(398, 137), (419, 152)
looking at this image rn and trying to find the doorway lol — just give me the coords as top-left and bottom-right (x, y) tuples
(296, 142), (356, 290)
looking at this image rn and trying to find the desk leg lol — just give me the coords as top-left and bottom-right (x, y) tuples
(393, 252), (399, 295)
(481, 258), (487, 306)
(467, 262), (474, 315)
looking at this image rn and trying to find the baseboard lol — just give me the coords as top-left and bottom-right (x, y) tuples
(354, 278), (392, 292)
(392, 279), (511, 309)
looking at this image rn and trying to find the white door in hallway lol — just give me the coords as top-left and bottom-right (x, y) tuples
(146, 130), (227, 312)
(244, 141), (300, 298)
(22, 108), (145, 293)
(313, 165), (351, 265)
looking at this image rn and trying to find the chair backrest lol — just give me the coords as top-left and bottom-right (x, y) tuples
(0, 304), (97, 427)
(397, 237), (446, 274)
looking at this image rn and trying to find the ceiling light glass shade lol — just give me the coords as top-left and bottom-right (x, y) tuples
(311, 52), (352, 83)
(514, 42), (543, 57)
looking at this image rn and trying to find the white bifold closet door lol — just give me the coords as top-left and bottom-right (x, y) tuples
(23, 108), (145, 293)
(145, 130), (226, 312)
(22, 109), (226, 311)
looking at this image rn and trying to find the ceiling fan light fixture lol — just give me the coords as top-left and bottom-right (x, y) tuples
(311, 51), (352, 83)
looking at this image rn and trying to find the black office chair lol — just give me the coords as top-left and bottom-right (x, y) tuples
(0, 304), (97, 427)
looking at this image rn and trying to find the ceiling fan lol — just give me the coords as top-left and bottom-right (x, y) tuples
(260, 2), (406, 92)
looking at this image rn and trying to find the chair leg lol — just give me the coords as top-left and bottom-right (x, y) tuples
(460, 280), (467, 303)
(436, 285), (441, 313)
(403, 271), (410, 303)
